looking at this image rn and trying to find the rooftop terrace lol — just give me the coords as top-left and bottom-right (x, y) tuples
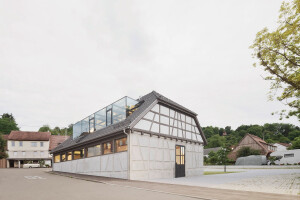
(73, 96), (139, 139)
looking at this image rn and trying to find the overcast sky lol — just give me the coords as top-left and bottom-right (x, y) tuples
(0, 0), (298, 132)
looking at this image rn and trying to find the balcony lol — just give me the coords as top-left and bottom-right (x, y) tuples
(73, 96), (139, 139)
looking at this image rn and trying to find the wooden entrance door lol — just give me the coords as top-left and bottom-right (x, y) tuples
(175, 145), (185, 178)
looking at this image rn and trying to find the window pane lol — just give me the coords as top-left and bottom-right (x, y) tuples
(87, 145), (101, 157)
(31, 142), (37, 147)
(106, 109), (112, 126)
(95, 109), (106, 130)
(113, 98), (126, 124)
(181, 156), (184, 164)
(176, 146), (180, 155)
(115, 138), (127, 152)
(89, 114), (95, 133)
(103, 141), (113, 154)
(61, 154), (66, 162)
(176, 156), (180, 164)
(12, 141), (15, 146)
(81, 117), (89, 133)
(73, 121), (82, 139)
(19, 141), (22, 146)
(54, 155), (60, 163)
(126, 97), (139, 117)
(67, 152), (72, 161)
(40, 142), (44, 147)
(73, 149), (84, 160)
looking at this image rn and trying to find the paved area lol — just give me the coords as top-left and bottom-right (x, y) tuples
(148, 168), (300, 195)
(0, 168), (298, 200)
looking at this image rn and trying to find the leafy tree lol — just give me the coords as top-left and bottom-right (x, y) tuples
(0, 113), (19, 134)
(236, 147), (261, 158)
(38, 125), (51, 132)
(0, 134), (8, 159)
(288, 130), (300, 140)
(206, 135), (226, 148)
(250, 0), (300, 120)
(289, 136), (300, 149)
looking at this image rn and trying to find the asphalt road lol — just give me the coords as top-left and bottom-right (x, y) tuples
(0, 168), (298, 200)
(0, 168), (195, 200)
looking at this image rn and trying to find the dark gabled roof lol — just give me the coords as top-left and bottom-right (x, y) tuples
(51, 91), (207, 153)
(8, 131), (51, 141)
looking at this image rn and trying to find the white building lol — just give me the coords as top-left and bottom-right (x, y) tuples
(273, 143), (291, 151)
(7, 131), (52, 168)
(51, 91), (207, 180)
(271, 149), (300, 165)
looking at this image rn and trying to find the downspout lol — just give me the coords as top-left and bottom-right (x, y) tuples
(123, 127), (130, 180)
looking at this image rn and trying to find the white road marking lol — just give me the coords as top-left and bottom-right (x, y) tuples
(24, 176), (46, 180)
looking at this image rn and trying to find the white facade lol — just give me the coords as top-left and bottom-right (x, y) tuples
(271, 149), (300, 165)
(129, 131), (203, 180)
(53, 152), (128, 179)
(7, 140), (51, 160)
(273, 143), (288, 151)
(52, 98), (205, 180)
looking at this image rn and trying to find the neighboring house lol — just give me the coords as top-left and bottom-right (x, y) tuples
(51, 91), (207, 180)
(7, 131), (52, 168)
(273, 143), (291, 151)
(49, 135), (69, 152)
(0, 135), (9, 168)
(228, 134), (277, 160)
(204, 147), (221, 158)
(271, 149), (300, 165)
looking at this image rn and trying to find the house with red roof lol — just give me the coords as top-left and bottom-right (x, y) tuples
(228, 133), (277, 160)
(6, 131), (69, 168)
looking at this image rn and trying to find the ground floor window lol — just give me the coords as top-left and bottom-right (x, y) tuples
(61, 153), (66, 162)
(115, 137), (127, 152)
(87, 145), (101, 157)
(67, 152), (72, 161)
(103, 141), (113, 154)
(74, 149), (84, 160)
(54, 155), (60, 163)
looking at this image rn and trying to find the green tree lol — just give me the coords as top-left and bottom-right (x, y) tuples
(206, 135), (226, 148)
(0, 113), (19, 135)
(38, 125), (51, 132)
(288, 130), (300, 140)
(0, 134), (8, 159)
(236, 147), (261, 158)
(289, 136), (300, 149)
(250, 0), (300, 120)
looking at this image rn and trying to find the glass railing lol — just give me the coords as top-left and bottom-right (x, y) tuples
(73, 96), (139, 139)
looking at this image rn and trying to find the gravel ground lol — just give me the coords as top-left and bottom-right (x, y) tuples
(148, 168), (300, 195)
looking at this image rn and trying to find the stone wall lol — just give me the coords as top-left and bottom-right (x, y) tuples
(129, 131), (203, 180)
(53, 151), (128, 179)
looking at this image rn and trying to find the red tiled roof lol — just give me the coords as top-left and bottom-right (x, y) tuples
(49, 135), (70, 150)
(8, 131), (51, 141)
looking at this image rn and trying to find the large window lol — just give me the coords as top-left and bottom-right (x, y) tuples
(72, 96), (139, 139)
(87, 145), (101, 157)
(54, 155), (60, 163)
(103, 141), (113, 154)
(73, 149), (84, 160)
(67, 152), (72, 161)
(115, 138), (127, 152)
(11, 141), (15, 147)
(61, 153), (66, 162)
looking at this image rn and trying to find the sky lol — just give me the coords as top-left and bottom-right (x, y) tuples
(0, 0), (299, 132)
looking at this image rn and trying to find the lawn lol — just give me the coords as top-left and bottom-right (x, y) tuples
(204, 171), (239, 175)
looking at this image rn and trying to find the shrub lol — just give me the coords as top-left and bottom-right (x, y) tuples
(236, 147), (260, 158)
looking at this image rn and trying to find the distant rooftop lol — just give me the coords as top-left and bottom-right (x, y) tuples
(8, 131), (51, 141)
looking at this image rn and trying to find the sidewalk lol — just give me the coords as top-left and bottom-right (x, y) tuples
(48, 171), (298, 200)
